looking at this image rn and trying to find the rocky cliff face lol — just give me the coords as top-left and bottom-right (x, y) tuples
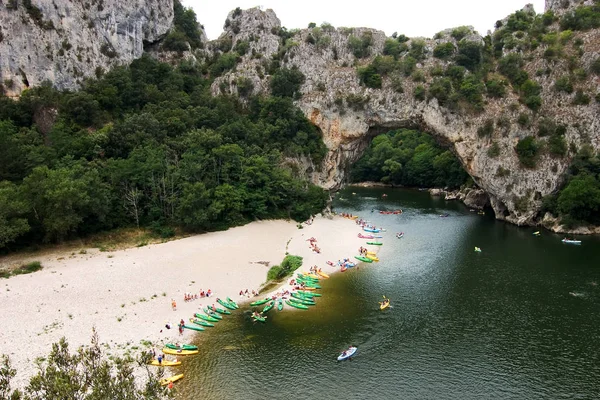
(0, 0), (173, 96)
(210, 5), (600, 227)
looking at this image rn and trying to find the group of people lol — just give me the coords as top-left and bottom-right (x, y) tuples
(239, 288), (258, 298)
(358, 246), (369, 256)
(309, 265), (323, 274)
(183, 289), (212, 302)
(341, 212), (355, 219)
(307, 237), (321, 253)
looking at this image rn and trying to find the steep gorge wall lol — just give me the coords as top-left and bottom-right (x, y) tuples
(210, 4), (600, 227)
(0, 0), (174, 96)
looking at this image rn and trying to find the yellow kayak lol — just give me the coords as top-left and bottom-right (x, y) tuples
(366, 251), (377, 255)
(379, 301), (390, 310)
(150, 359), (181, 367)
(160, 373), (184, 386)
(305, 273), (320, 279)
(366, 254), (379, 262)
(316, 270), (330, 279)
(163, 348), (198, 356)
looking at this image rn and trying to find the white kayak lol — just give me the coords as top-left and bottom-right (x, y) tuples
(562, 239), (581, 245)
(337, 346), (357, 361)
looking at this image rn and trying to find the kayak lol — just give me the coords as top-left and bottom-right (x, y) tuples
(337, 346), (357, 361)
(379, 301), (390, 310)
(250, 298), (270, 306)
(251, 314), (267, 322)
(285, 300), (308, 310)
(366, 254), (379, 261)
(293, 291), (314, 299)
(305, 273), (320, 280)
(300, 286), (316, 291)
(366, 242), (383, 246)
(150, 359), (181, 366)
(277, 298), (284, 311)
(355, 256), (373, 263)
(160, 373), (184, 386)
(363, 228), (380, 233)
(562, 239), (582, 245)
(183, 324), (204, 332)
(212, 305), (231, 315)
(291, 292), (312, 301)
(474, 247), (482, 252)
(316, 270), (330, 278)
(366, 251), (377, 255)
(262, 301), (274, 313)
(297, 273), (319, 282)
(190, 318), (214, 327)
(203, 307), (223, 319)
(298, 290), (321, 297)
(195, 313), (219, 323)
(165, 343), (198, 351)
(290, 297), (315, 306)
(163, 347), (199, 356)
(226, 297), (239, 309)
(217, 298), (236, 310)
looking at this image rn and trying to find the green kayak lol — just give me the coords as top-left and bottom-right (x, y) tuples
(190, 318), (214, 327)
(366, 241), (383, 245)
(301, 283), (321, 289)
(203, 307), (223, 319)
(355, 256), (373, 263)
(195, 313), (219, 323)
(184, 324), (204, 331)
(297, 274), (319, 282)
(212, 306), (231, 315)
(217, 298), (236, 310)
(226, 297), (239, 309)
(291, 292), (313, 301)
(165, 343), (198, 351)
(286, 300), (308, 310)
(252, 314), (267, 322)
(289, 297), (315, 306)
(298, 290), (321, 297)
(250, 298), (270, 307)
(277, 298), (284, 311)
(262, 301), (274, 313)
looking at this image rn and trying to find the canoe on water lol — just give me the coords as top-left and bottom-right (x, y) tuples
(217, 298), (236, 310)
(290, 297), (315, 306)
(226, 297), (239, 309)
(298, 290), (321, 297)
(366, 241), (383, 246)
(337, 347), (357, 361)
(165, 343), (197, 351)
(160, 373), (184, 386)
(190, 318), (214, 327)
(286, 299), (309, 309)
(250, 298), (270, 306)
(183, 324), (204, 332)
(379, 301), (390, 310)
(277, 298), (284, 311)
(195, 313), (219, 323)
(150, 359), (181, 367)
(163, 348), (199, 356)
(252, 314), (267, 322)
(562, 238), (582, 245)
(262, 301), (274, 313)
(355, 256), (373, 263)
(203, 307), (223, 319)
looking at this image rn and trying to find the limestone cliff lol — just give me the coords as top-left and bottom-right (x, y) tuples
(210, 5), (600, 227)
(0, 0), (174, 96)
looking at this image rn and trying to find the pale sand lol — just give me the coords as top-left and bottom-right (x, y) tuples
(0, 215), (365, 388)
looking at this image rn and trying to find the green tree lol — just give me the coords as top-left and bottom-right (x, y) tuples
(515, 136), (539, 168)
(558, 174), (600, 224)
(0, 182), (30, 249)
(270, 66), (305, 98)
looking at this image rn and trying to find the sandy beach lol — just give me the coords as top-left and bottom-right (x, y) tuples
(0, 215), (367, 388)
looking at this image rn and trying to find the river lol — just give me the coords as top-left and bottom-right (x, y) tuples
(178, 187), (600, 399)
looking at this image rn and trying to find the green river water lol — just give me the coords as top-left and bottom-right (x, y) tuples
(178, 187), (600, 399)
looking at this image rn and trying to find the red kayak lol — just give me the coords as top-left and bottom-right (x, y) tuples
(358, 233), (375, 239)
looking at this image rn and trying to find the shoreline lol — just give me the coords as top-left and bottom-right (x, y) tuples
(0, 215), (365, 389)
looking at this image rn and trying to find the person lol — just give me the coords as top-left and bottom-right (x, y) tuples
(207, 289), (212, 297)
(171, 299), (177, 311)
(157, 353), (163, 365)
(239, 290), (243, 296)
(178, 319), (184, 335)
(168, 381), (174, 390)
(165, 322), (172, 329)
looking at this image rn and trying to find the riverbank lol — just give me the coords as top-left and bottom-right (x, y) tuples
(0, 215), (364, 389)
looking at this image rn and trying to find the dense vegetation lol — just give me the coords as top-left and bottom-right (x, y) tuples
(0, 52), (329, 251)
(542, 146), (600, 227)
(350, 129), (468, 188)
(267, 254), (303, 281)
(1, 331), (171, 399)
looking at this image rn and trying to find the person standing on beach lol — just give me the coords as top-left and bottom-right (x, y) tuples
(178, 319), (184, 335)
(171, 299), (177, 311)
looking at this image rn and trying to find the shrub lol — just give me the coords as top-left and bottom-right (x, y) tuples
(559, 4), (600, 31)
(162, 31), (189, 52)
(11, 261), (42, 276)
(572, 90), (591, 105)
(554, 76), (573, 93)
(517, 112), (530, 127)
(558, 174), (600, 224)
(451, 26), (472, 41)
(433, 42), (456, 59)
(411, 70), (425, 82)
(548, 134), (567, 157)
(409, 40), (426, 60)
(487, 142), (500, 157)
(455, 41), (482, 71)
(348, 31), (373, 58)
(428, 78), (453, 105)
(357, 65), (382, 89)
(538, 118), (557, 136)
(414, 85), (426, 101)
(236, 77), (254, 97)
(390, 76), (404, 93)
(591, 57), (600, 75)
(280, 255), (303, 276)
(498, 54), (528, 86)
(267, 265), (283, 281)
(523, 95), (542, 111)
(270, 66), (305, 98)
(486, 79), (507, 98)
(515, 136), (539, 168)
(477, 119), (494, 137)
